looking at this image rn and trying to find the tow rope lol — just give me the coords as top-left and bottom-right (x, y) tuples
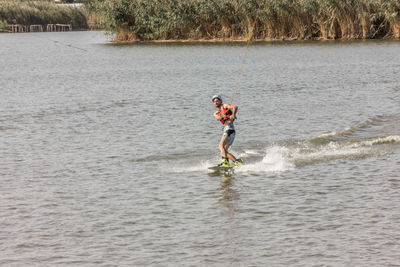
(230, 38), (251, 105)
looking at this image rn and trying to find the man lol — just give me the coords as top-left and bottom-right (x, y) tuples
(212, 95), (243, 168)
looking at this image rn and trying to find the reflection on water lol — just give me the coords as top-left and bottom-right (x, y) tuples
(220, 174), (239, 203)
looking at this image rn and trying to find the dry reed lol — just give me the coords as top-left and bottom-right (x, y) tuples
(84, 0), (400, 41)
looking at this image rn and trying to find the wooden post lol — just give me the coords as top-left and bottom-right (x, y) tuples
(47, 24), (56, 32)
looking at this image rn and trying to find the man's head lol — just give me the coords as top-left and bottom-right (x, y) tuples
(212, 95), (222, 107)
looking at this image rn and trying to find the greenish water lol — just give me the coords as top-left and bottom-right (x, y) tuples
(1, 32), (400, 266)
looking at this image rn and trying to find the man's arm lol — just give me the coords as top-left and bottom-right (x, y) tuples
(223, 104), (238, 120)
(214, 110), (222, 121)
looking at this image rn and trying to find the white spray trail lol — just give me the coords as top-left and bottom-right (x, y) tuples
(237, 146), (294, 173)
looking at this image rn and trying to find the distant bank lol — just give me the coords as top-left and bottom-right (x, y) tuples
(0, 1), (88, 33)
(86, 0), (400, 42)
(2, 0), (400, 42)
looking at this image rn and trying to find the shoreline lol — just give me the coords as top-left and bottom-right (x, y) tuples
(2, 30), (400, 45)
(111, 36), (400, 44)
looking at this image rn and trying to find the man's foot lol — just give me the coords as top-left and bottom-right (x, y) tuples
(233, 158), (243, 168)
(218, 158), (231, 168)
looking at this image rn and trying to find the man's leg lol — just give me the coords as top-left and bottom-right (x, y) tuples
(219, 136), (237, 163)
(218, 136), (229, 158)
(224, 142), (237, 162)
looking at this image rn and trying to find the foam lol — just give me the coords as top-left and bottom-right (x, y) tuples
(236, 146), (294, 173)
(358, 135), (400, 146)
(169, 159), (215, 173)
(291, 135), (399, 165)
(315, 127), (355, 138)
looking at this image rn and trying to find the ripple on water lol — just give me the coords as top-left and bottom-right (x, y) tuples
(1, 33), (400, 266)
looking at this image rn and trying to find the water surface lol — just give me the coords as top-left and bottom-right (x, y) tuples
(1, 32), (400, 266)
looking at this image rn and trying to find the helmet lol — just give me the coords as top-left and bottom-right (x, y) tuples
(212, 95), (222, 102)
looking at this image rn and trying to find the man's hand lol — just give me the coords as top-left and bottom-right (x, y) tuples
(214, 111), (222, 121)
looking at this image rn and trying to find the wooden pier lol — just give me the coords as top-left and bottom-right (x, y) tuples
(7, 24), (27, 33)
(29, 25), (44, 32)
(46, 24), (72, 32)
(7, 24), (72, 33)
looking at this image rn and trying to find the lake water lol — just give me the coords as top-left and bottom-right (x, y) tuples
(1, 32), (400, 266)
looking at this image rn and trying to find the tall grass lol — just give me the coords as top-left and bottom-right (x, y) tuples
(0, 0), (88, 31)
(84, 0), (400, 41)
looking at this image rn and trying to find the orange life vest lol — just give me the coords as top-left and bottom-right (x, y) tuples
(217, 106), (232, 124)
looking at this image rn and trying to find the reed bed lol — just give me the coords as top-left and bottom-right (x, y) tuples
(0, 0), (88, 31)
(85, 0), (400, 41)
